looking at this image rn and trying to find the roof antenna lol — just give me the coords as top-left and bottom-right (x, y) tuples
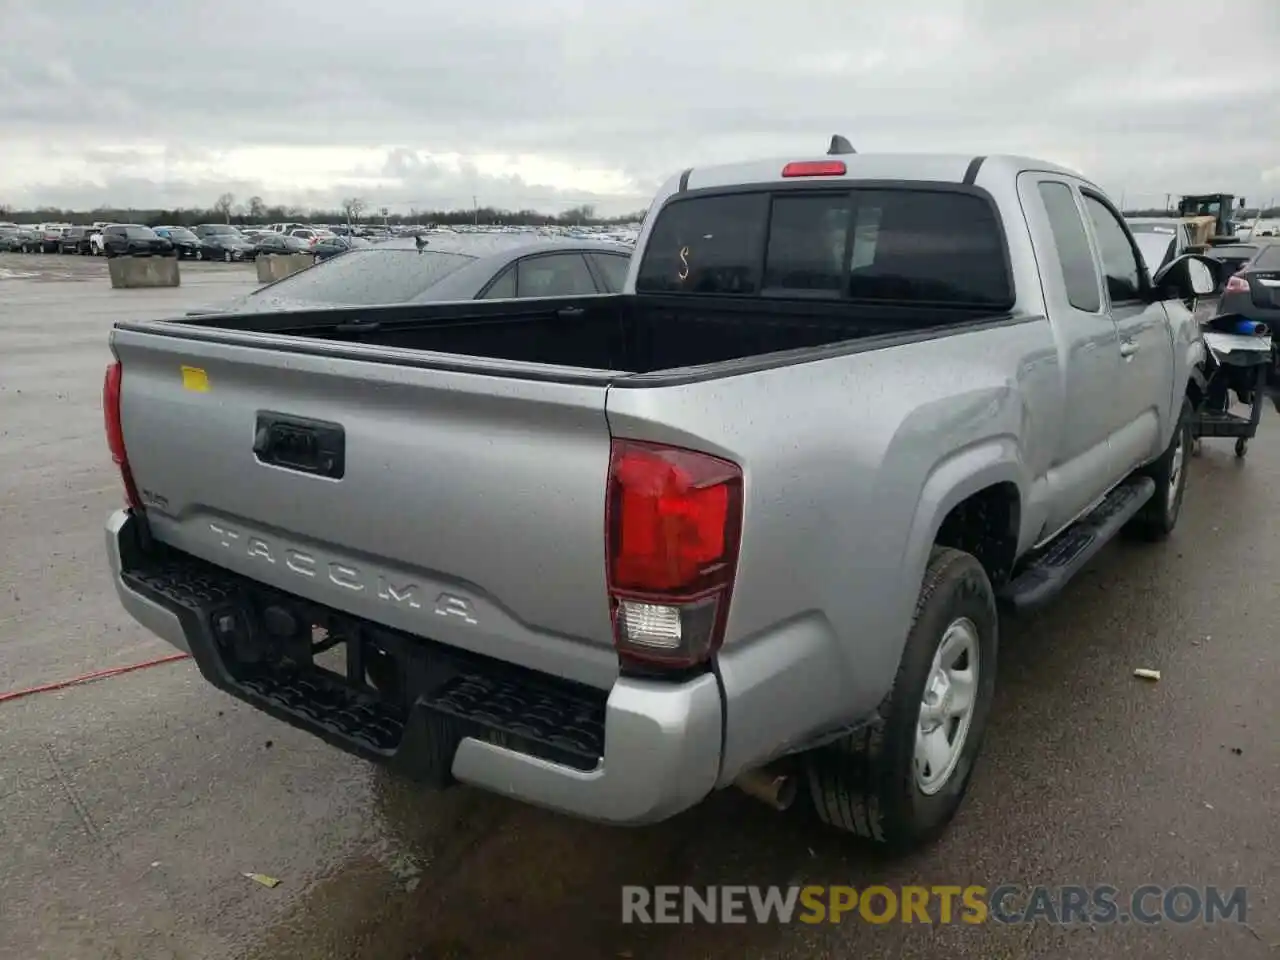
(827, 134), (856, 156)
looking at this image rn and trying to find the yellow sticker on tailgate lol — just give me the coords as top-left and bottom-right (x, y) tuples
(181, 365), (210, 392)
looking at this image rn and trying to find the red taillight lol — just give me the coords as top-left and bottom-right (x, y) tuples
(103, 361), (142, 511)
(1225, 273), (1249, 294)
(781, 160), (847, 178)
(605, 440), (743, 668)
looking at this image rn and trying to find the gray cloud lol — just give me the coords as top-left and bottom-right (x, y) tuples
(2, 0), (1279, 215)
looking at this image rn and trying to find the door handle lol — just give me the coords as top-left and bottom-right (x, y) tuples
(1119, 340), (1139, 359)
(555, 306), (586, 320)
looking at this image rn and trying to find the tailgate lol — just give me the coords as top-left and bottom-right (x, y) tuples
(111, 327), (619, 690)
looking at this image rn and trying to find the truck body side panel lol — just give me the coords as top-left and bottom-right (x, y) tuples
(604, 317), (1062, 772)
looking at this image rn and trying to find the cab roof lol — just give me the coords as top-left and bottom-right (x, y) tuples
(671, 152), (1092, 195)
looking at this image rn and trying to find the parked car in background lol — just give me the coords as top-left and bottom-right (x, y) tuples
(1218, 241), (1280, 327)
(16, 227), (44, 253)
(287, 227), (337, 246)
(0, 226), (25, 252)
(90, 228), (112, 256)
(310, 235), (371, 262)
(188, 235), (633, 314)
(99, 224), (176, 258)
(1204, 242), (1264, 279)
(1126, 218), (1194, 274)
(193, 224), (259, 262)
(153, 226), (206, 260)
(59, 226), (100, 255)
(37, 223), (71, 253)
(254, 232), (311, 257)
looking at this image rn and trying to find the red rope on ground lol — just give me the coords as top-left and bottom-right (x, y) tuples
(0, 652), (191, 704)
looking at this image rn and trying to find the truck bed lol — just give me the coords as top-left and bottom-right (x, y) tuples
(179, 294), (1008, 377)
(111, 293), (1017, 692)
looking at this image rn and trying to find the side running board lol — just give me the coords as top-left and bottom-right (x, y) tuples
(998, 477), (1155, 612)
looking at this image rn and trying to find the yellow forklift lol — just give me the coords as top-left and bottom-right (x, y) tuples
(1178, 193), (1246, 250)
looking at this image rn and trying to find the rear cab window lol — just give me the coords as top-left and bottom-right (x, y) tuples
(635, 187), (1013, 310)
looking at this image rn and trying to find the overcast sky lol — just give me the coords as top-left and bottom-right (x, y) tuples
(2, 0), (1278, 217)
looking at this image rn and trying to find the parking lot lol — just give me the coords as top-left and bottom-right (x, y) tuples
(0, 251), (1276, 959)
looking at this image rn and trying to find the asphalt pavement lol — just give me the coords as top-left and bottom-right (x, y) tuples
(0, 252), (1275, 959)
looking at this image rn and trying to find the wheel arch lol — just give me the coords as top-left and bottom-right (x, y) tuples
(902, 440), (1026, 597)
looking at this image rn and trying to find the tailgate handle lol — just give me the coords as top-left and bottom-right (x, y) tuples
(253, 412), (346, 480)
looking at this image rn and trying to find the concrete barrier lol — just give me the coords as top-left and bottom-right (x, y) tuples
(108, 256), (181, 289)
(256, 254), (315, 284)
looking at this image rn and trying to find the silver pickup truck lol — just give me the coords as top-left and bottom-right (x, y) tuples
(104, 148), (1219, 850)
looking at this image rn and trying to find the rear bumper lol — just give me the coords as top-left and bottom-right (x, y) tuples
(105, 509), (723, 825)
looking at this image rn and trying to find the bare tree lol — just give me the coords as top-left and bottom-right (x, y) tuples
(214, 193), (235, 223)
(341, 197), (367, 225)
(247, 195), (266, 220)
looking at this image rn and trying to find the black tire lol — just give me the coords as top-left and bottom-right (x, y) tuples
(1126, 397), (1191, 540)
(805, 547), (998, 851)
(223, 250), (232, 263)
(1235, 437), (1248, 458)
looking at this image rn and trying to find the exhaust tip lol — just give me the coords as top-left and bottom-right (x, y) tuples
(734, 768), (798, 812)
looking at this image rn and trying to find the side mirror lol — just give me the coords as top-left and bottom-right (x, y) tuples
(1152, 253), (1220, 301)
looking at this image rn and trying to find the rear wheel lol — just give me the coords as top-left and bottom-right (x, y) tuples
(223, 250), (232, 263)
(805, 547), (997, 851)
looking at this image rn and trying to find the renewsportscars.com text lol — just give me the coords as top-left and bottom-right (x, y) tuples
(621, 884), (1249, 926)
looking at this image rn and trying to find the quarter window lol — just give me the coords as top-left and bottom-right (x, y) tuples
(480, 266), (516, 299)
(515, 253), (598, 298)
(588, 252), (631, 292)
(1037, 182), (1102, 312)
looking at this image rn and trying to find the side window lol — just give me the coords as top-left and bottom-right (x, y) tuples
(762, 194), (850, 297)
(1082, 193), (1143, 303)
(1037, 182), (1102, 312)
(479, 265), (517, 299)
(588, 252), (630, 292)
(515, 253), (597, 298)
